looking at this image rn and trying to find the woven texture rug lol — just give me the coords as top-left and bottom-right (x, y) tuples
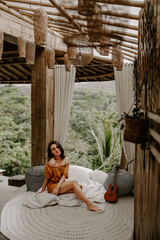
(1, 192), (134, 240)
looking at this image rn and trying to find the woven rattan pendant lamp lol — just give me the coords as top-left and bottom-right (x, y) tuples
(87, 4), (102, 42)
(64, 33), (93, 66)
(33, 8), (48, 45)
(78, 0), (96, 16)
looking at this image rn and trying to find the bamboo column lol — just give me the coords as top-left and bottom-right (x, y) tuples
(31, 47), (54, 166)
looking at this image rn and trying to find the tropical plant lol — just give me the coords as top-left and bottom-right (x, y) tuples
(0, 85), (31, 176)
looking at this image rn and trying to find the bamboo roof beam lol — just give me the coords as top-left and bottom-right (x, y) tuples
(49, 24), (77, 33)
(121, 46), (137, 55)
(4, 0), (144, 9)
(11, 3), (139, 23)
(0, 2), (63, 39)
(120, 42), (138, 50)
(97, 0), (144, 8)
(0, 2), (33, 25)
(48, 17), (138, 32)
(49, 0), (81, 31)
(76, 72), (114, 80)
(121, 50), (136, 59)
(72, 11), (139, 21)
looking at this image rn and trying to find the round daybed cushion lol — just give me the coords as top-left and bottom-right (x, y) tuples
(25, 165), (93, 192)
(103, 169), (134, 197)
(89, 169), (108, 185)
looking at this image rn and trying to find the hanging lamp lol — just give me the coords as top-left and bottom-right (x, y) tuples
(46, 48), (55, 69)
(33, 8), (48, 45)
(25, 41), (36, 65)
(64, 33), (93, 66)
(64, 54), (71, 71)
(17, 36), (26, 58)
(87, 4), (102, 42)
(78, 0), (96, 16)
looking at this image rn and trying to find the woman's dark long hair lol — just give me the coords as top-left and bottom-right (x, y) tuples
(47, 140), (65, 161)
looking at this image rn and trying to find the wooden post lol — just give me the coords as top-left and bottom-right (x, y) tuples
(31, 46), (54, 166)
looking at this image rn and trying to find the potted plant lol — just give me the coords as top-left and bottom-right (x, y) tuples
(119, 107), (148, 144)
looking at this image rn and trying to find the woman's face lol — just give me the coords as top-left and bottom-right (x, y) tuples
(50, 144), (61, 157)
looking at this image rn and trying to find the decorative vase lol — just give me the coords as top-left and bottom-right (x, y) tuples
(25, 41), (36, 65)
(17, 36), (26, 58)
(64, 54), (71, 71)
(46, 48), (55, 69)
(0, 31), (4, 60)
(33, 8), (48, 45)
(124, 118), (148, 144)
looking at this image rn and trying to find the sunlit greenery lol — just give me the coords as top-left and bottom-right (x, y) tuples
(0, 85), (31, 176)
(0, 84), (121, 176)
(64, 88), (122, 173)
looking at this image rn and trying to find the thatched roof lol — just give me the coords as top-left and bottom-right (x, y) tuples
(0, 0), (144, 83)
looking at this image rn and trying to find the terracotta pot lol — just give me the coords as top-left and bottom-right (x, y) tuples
(123, 118), (148, 144)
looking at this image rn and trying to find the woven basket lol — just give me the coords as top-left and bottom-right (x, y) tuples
(124, 118), (148, 144)
(87, 4), (102, 42)
(78, 0), (96, 16)
(0, 31), (4, 60)
(33, 8), (48, 45)
(112, 45), (123, 70)
(25, 41), (36, 65)
(64, 54), (71, 71)
(17, 36), (26, 58)
(67, 45), (76, 60)
(46, 48), (55, 69)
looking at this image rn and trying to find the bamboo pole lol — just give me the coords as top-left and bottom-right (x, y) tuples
(149, 145), (160, 164)
(7, 3), (139, 21)
(76, 72), (114, 80)
(121, 46), (137, 54)
(4, 0), (144, 9)
(96, 0), (144, 8)
(0, 3), (33, 25)
(148, 111), (160, 124)
(0, 3), (63, 39)
(49, 0), (81, 31)
(149, 129), (160, 144)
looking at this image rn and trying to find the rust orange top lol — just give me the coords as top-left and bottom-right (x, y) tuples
(44, 162), (69, 183)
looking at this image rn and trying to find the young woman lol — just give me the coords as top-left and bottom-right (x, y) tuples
(40, 140), (102, 212)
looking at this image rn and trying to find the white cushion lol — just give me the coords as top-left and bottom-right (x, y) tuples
(89, 170), (108, 185)
(67, 165), (92, 184)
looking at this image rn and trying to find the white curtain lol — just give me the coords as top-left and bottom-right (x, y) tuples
(114, 64), (135, 174)
(54, 65), (76, 146)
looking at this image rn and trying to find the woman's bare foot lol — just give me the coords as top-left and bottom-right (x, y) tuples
(87, 202), (102, 212)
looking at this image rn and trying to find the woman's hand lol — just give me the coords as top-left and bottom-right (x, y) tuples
(51, 186), (60, 195)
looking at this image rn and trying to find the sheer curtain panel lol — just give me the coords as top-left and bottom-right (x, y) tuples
(114, 64), (135, 174)
(54, 65), (76, 146)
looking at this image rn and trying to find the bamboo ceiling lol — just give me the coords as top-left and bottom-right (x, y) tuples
(0, 0), (144, 83)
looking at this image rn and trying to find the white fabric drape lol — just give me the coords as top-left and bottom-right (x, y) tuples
(114, 64), (135, 174)
(54, 65), (76, 146)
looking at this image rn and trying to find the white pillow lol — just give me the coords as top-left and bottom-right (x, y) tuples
(89, 170), (108, 185)
(67, 165), (92, 184)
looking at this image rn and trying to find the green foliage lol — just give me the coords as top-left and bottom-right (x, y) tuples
(64, 87), (122, 173)
(0, 85), (31, 176)
(0, 84), (121, 176)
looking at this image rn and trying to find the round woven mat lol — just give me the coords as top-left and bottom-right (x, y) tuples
(1, 192), (134, 240)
